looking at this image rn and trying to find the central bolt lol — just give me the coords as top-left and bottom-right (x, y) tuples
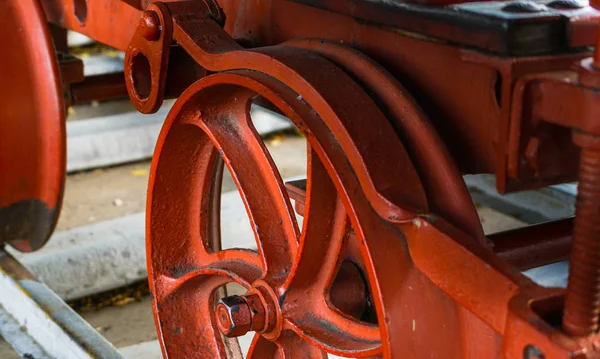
(215, 294), (266, 337)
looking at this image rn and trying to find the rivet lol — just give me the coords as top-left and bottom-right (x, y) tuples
(140, 11), (161, 41)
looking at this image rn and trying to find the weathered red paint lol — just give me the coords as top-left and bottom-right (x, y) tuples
(135, 1), (600, 357)
(0, 0), (65, 252)
(7, 0), (600, 356)
(42, 0), (598, 192)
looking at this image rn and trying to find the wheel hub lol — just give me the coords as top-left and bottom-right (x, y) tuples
(215, 294), (264, 337)
(215, 280), (282, 340)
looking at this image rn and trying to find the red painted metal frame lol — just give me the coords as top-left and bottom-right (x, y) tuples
(40, 0), (596, 192)
(133, 1), (600, 357)
(5, 0), (600, 356)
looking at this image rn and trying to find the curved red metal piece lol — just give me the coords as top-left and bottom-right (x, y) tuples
(0, 0), (65, 252)
(148, 67), (505, 358)
(40, 0), (599, 357)
(147, 68), (389, 358)
(285, 39), (485, 243)
(142, 5), (502, 357)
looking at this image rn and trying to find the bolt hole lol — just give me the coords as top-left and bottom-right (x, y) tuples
(131, 53), (152, 100)
(523, 344), (545, 359)
(74, 0), (88, 24)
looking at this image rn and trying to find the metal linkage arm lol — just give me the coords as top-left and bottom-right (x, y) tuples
(41, 0), (142, 51)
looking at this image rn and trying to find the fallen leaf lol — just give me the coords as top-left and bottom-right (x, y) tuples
(130, 169), (148, 176)
(113, 297), (136, 307)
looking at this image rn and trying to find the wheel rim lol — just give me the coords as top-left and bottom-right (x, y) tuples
(0, 0), (65, 252)
(147, 68), (431, 357)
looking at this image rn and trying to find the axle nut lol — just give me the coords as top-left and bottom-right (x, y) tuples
(215, 295), (253, 337)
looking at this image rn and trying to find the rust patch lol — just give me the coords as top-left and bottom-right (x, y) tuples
(0, 199), (57, 252)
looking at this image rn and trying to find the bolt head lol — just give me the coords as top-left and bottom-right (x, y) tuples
(140, 11), (160, 41)
(215, 296), (252, 337)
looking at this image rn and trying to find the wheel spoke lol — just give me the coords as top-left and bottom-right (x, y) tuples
(284, 147), (347, 292)
(155, 274), (235, 359)
(148, 123), (225, 277)
(276, 332), (328, 359)
(247, 332), (326, 359)
(247, 334), (278, 358)
(287, 301), (381, 356)
(282, 148), (381, 356)
(190, 86), (300, 284)
(154, 249), (262, 300)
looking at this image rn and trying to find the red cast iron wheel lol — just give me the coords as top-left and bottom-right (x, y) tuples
(0, 0), (65, 252)
(146, 62), (432, 357)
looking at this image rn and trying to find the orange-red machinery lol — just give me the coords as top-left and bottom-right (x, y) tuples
(3, 0), (600, 357)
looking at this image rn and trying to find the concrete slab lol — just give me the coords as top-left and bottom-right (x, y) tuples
(10, 173), (305, 301)
(119, 341), (162, 359)
(0, 250), (124, 359)
(118, 339), (349, 359)
(67, 105), (292, 173)
(9, 189), (261, 300)
(465, 174), (575, 223)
